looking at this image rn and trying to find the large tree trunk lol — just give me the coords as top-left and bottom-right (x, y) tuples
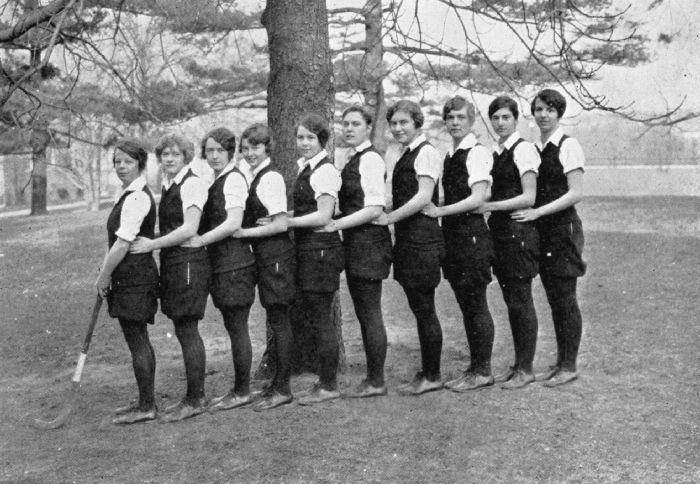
(362, 0), (388, 154)
(260, 0), (344, 378)
(29, 126), (50, 216)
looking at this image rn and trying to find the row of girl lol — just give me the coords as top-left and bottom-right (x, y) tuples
(97, 88), (586, 425)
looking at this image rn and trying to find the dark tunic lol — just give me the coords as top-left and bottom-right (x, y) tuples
(242, 164), (296, 307)
(338, 145), (392, 280)
(534, 135), (586, 277)
(488, 139), (539, 281)
(391, 141), (444, 289)
(106, 184), (159, 322)
(441, 146), (494, 287)
(158, 168), (211, 320)
(199, 166), (256, 309)
(293, 157), (344, 293)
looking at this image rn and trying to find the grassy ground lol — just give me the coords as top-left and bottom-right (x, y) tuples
(1, 196), (699, 482)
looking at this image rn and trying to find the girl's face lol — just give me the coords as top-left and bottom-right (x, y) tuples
(296, 125), (323, 160)
(204, 137), (230, 175)
(533, 98), (560, 134)
(160, 144), (186, 178)
(343, 111), (371, 148)
(389, 110), (419, 146)
(490, 107), (517, 142)
(445, 107), (473, 141)
(240, 138), (268, 169)
(113, 149), (141, 187)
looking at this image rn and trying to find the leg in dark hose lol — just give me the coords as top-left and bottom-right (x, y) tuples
(221, 305), (253, 396)
(347, 277), (387, 387)
(173, 317), (206, 403)
(119, 318), (156, 410)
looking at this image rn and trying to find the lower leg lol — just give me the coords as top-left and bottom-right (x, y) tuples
(348, 277), (387, 387)
(119, 319), (156, 410)
(542, 275), (582, 372)
(222, 306), (253, 396)
(304, 291), (339, 390)
(404, 286), (442, 381)
(267, 305), (292, 395)
(173, 318), (206, 404)
(451, 283), (494, 376)
(500, 279), (538, 373)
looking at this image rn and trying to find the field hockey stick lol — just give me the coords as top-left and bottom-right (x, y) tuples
(33, 294), (103, 430)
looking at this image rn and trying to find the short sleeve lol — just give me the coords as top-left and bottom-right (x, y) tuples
(180, 175), (209, 212)
(310, 163), (341, 200)
(358, 151), (387, 207)
(414, 144), (442, 183)
(115, 191), (151, 242)
(256, 171), (288, 215)
(466, 145), (493, 187)
(513, 141), (540, 177)
(560, 137), (586, 174)
(222, 171), (249, 210)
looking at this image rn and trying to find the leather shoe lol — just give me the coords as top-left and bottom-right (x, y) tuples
(500, 370), (535, 390)
(208, 392), (252, 412)
(397, 373), (443, 396)
(297, 384), (341, 406)
(494, 366), (516, 383)
(160, 399), (206, 423)
(543, 370), (578, 387)
(344, 380), (387, 399)
(114, 400), (138, 415)
(535, 365), (559, 381)
(253, 391), (293, 411)
(447, 373), (494, 393)
(112, 407), (157, 425)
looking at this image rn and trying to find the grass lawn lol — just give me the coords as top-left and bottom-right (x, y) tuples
(1, 196), (699, 482)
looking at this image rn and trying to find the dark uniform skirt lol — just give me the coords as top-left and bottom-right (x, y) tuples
(442, 220), (494, 288)
(256, 248), (296, 307)
(488, 214), (539, 281)
(393, 215), (444, 290)
(108, 254), (159, 323)
(537, 213), (586, 278)
(210, 266), (256, 310)
(295, 232), (344, 294)
(343, 225), (392, 280)
(159, 246), (211, 321)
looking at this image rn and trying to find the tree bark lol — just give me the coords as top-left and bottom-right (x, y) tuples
(361, 0), (388, 154)
(260, 0), (345, 378)
(29, 126), (50, 215)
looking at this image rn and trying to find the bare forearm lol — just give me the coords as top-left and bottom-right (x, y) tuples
(99, 240), (130, 278)
(335, 206), (383, 230)
(237, 217), (287, 238)
(387, 193), (431, 224)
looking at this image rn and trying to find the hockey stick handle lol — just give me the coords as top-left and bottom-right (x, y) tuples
(72, 295), (103, 383)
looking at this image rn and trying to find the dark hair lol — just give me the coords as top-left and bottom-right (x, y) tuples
(296, 113), (330, 148)
(342, 104), (373, 125)
(201, 127), (236, 160)
(240, 123), (272, 155)
(488, 95), (519, 120)
(386, 100), (424, 128)
(442, 96), (475, 123)
(113, 138), (148, 171)
(154, 134), (195, 164)
(531, 89), (566, 118)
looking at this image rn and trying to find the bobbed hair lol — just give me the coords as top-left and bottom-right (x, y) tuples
(201, 127), (236, 160)
(113, 138), (148, 171)
(488, 95), (519, 120)
(154, 134), (195, 164)
(386, 100), (424, 128)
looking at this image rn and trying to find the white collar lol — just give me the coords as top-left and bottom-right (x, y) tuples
(536, 127), (565, 150)
(214, 161), (237, 180)
(406, 133), (427, 152)
(116, 175), (146, 201)
(353, 140), (372, 153)
(247, 158), (271, 178)
(162, 165), (192, 189)
(448, 133), (478, 156)
(297, 149), (329, 171)
(495, 131), (522, 154)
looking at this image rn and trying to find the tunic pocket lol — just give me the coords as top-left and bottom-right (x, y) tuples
(491, 222), (539, 281)
(296, 245), (344, 293)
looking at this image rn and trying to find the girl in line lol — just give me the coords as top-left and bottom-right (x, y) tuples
(96, 139), (159, 425)
(319, 105), (392, 398)
(376, 100), (445, 395)
(235, 123), (297, 411)
(422, 96), (496, 392)
(192, 128), (257, 411)
(131, 134), (211, 422)
(288, 113), (344, 406)
(512, 89), (586, 387)
(481, 96), (541, 390)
